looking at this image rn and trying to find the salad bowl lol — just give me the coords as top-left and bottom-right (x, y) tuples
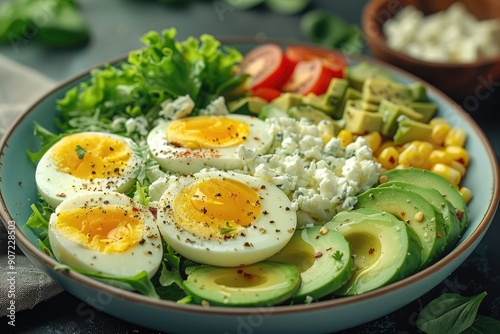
(0, 36), (498, 334)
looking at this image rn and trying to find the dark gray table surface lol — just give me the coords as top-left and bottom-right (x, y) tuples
(1, 0), (500, 333)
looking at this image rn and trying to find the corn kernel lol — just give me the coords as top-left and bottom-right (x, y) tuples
(430, 122), (451, 146)
(445, 145), (470, 167)
(449, 160), (466, 177)
(444, 127), (467, 147)
(337, 130), (353, 148)
(399, 143), (426, 168)
(431, 163), (461, 186)
(459, 187), (473, 204)
(415, 141), (434, 157)
(378, 146), (399, 170)
(429, 117), (449, 126)
(427, 149), (451, 167)
(363, 131), (382, 152)
(375, 140), (396, 156)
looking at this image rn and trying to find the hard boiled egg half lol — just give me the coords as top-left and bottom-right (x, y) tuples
(49, 191), (163, 279)
(156, 170), (297, 267)
(36, 131), (144, 208)
(147, 114), (273, 174)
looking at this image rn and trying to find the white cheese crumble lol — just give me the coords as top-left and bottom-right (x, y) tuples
(237, 116), (381, 226)
(383, 3), (500, 63)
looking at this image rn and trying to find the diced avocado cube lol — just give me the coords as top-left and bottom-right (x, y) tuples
(303, 93), (335, 115)
(408, 82), (429, 102)
(344, 105), (383, 134)
(345, 99), (379, 112)
(287, 105), (334, 125)
(362, 77), (414, 105)
(336, 87), (362, 120)
(346, 61), (394, 91)
(403, 101), (437, 123)
(258, 104), (288, 120)
(378, 99), (424, 137)
(228, 96), (267, 115)
(393, 117), (433, 145)
(271, 92), (303, 111)
(322, 78), (349, 118)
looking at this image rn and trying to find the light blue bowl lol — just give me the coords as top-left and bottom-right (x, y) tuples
(1, 39), (499, 333)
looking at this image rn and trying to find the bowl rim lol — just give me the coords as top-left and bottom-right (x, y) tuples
(361, 0), (500, 69)
(0, 36), (499, 317)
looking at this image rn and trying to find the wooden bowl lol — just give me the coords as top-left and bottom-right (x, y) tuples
(362, 0), (500, 101)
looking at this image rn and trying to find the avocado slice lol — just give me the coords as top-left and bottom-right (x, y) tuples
(393, 117), (433, 145)
(379, 168), (468, 233)
(377, 181), (461, 253)
(183, 261), (301, 307)
(325, 208), (421, 295)
(355, 187), (447, 269)
(258, 103), (288, 120)
(268, 225), (355, 302)
(303, 93), (335, 115)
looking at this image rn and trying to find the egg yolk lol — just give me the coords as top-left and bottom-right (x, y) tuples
(172, 178), (261, 239)
(55, 204), (144, 253)
(51, 133), (132, 179)
(167, 116), (250, 149)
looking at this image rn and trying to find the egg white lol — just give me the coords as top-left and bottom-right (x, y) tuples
(155, 170), (297, 267)
(48, 191), (163, 279)
(147, 114), (273, 174)
(35, 131), (144, 208)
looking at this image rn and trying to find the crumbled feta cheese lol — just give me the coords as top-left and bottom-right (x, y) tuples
(159, 95), (195, 120)
(199, 96), (229, 115)
(238, 117), (381, 226)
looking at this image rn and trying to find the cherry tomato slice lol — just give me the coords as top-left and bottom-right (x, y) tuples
(238, 43), (294, 90)
(252, 87), (282, 102)
(282, 58), (335, 95)
(285, 45), (347, 78)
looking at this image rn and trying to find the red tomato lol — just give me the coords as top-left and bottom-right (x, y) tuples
(238, 43), (294, 90)
(251, 87), (282, 102)
(282, 58), (336, 95)
(285, 45), (347, 78)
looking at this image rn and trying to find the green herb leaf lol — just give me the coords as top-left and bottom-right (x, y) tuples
(159, 244), (184, 289)
(220, 228), (236, 234)
(416, 292), (487, 334)
(332, 250), (344, 261)
(26, 122), (64, 163)
(75, 145), (86, 159)
(461, 314), (500, 333)
(54, 264), (160, 299)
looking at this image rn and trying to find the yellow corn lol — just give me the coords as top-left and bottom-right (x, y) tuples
(444, 127), (467, 147)
(431, 163), (461, 186)
(399, 143), (426, 168)
(363, 131), (382, 152)
(427, 149), (451, 167)
(430, 122), (451, 146)
(414, 141), (434, 158)
(429, 117), (450, 126)
(445, 145), (470, 167)
(337, 129), (353, 148)
(459, 187), (473, 204)
(449, 160), (467, 177)
(375, 140), (396, 156)
(377, 146), (399, 170)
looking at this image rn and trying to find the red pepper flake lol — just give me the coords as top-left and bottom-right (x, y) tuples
(231, 193), (238, 198)
(149, 207), (157, 219)
(314, 252), (323, 258)
(260, 185), (266, 189)
(400, 211), (405, 216)
(237, 269), (243, 274)
(437, 232), (443, 238)
(456, 210), (464, 221)
(389, 156), (396, 164)
(132, 207), (139, 212)
(368, 248), (375, 254)
(254, 137), (260, 141)
(57, 193), (67, 198)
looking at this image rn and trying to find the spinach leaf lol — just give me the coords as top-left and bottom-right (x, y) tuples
(461, 315), (500, 333)
(416, 292), (487, 334)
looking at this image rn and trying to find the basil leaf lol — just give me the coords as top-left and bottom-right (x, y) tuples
(461, 315), (500, 333)
(416, 292), (487, 334)
(75, 145), (86, 159)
